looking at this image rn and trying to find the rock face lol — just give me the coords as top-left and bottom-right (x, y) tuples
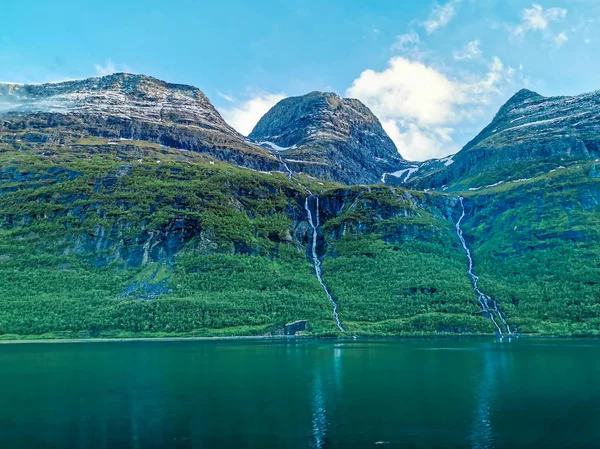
(0, 73), (234, 128)
(466, 88), (600, 155)
(0, 73), (278, 171)
(2, 74), (598, 191)
(406, 88), (600, 189)
(1, 75), (599, 337)
(282, 320), (308, 336)
(249, 91), (408, 185)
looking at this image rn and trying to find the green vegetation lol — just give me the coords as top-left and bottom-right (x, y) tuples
(448, 158), (575, 192)
(313, 187), (494, 335)
(0, 139), (340, 338)
(0, 134), (598, 339)
(463, 162), (600, 336)
(324, 237), (493, 335)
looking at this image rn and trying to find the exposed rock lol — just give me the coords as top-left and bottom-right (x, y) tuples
(0, 74), (229, 127)
(119, 280), (171, 301)
(407, 88), (600, 189)
(270, 320), (308, 336)
(249, 91), (408, 185)
(0, 73), (279, 172)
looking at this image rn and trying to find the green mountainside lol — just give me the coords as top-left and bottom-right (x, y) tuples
(0, 74), (598, 339)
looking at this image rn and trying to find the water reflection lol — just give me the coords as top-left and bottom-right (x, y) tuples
(2, 339), (598, 449)
(333, 344), (343, 390)
(311, 343), (345, 448)
(311, 374), (327, 449)
(129, 392), (141, 449)
(470, 340), (511, 449)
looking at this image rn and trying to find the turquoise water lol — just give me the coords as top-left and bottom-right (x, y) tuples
(1, 338), (599, 448)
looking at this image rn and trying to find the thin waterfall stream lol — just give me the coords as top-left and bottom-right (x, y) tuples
(305, 195), (345, 332)
(275, 152), (293, 180)
(267, 147), (344, 332)
(455, 197), (512, 336)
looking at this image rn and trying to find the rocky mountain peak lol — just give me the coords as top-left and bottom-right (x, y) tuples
(508, 88), (543, 103)
(493, 88), (545, 121)
(247, 91), (407, 184)
(0, 73), (236, 134)
(0, 74), (282, 172)
(405, 86), (600, 190)
(1, 73), (203, 99)
(250, 91), (401, 153)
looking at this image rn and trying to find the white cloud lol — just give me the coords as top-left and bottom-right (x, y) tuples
(220, 93), (285, 136)
(522, 4), (567, 31)
(216, 91), (235, 102)
(346, 56), (510, 160)
(554, 32), (569, 47)
(347, 58), (459, 127)
(94, 60), (116, 76)
(391, 32), (420, 52)
(453, 40), (483, 60)
(513, 4), (567, 37)
(382, 120), (460, 161)
(94, 59), (131, 76)
(423, 0), (462, 34)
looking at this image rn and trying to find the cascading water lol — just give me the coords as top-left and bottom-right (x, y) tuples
(455, 197), (512, 336)
(265, 150), (343, 332)
(271, 151), (293, 179)
(305, 196), (345, 332)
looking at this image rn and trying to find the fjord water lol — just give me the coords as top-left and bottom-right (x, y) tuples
(1, 339), (599, 449)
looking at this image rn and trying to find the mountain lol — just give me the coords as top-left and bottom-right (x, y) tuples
(249, 91), (408, 185)
(0, 73), (278, 171)
(0, 75), (598, 339)
(0, 76), (410, 185)
(398, 88), (600, 190)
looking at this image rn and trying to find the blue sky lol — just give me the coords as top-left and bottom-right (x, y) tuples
(2, 0), (600, 160)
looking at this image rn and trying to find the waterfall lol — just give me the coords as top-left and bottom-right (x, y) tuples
(305, 195), (345, 332)
(272, 153), (342, 332)
(455, 197), (512, 336)
(277, 153), (293, 180)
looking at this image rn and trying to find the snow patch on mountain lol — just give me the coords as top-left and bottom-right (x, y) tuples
(0, 73), (241, 137)
(383, 165), (420, 184)
(258, 141), (297, 151)
(440, 155), (455, 166)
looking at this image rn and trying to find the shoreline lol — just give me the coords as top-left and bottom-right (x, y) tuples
(0, 333), (589, 345)
(0, 335), (304, 344)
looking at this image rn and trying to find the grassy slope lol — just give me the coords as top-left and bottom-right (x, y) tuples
(462, 161), (600, 335)
(0, 138), (489, 338)
(0, 139), (342, 338)
(1, 134), (598, 338)
(318, 187), (493, 335)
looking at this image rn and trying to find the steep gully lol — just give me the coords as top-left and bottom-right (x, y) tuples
(305, 196), (345, 332)
(273, 146), (508, 335)
(268, 147), (345, 332)
(456, 197), (512, 337)
(305, 192), (512, 335)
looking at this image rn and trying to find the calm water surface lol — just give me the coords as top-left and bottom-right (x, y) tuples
(1, 338), (599, 449)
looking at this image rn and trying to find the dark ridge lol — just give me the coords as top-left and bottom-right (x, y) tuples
(494, 88), (544, 120)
